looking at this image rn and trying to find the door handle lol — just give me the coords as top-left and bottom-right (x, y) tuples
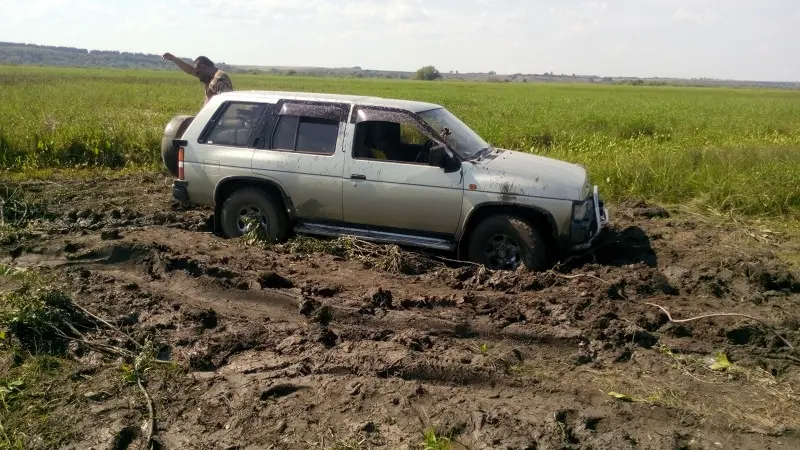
(350, 174), (366, 180)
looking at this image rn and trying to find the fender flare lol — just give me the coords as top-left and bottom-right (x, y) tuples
(212, 176), (296, 236)
(456, 202), (561, 259)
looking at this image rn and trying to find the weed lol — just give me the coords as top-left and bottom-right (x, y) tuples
(119, 340), (158, 385)
(421, 427), (452, 450)
(0, 285), (88, 354)
(0, 379), (24, 410)
(240, 216), (271, 247)
(329, 435), (369, 450)
(0, 354), (76, 448)
(0, 184), (53, 227)
(243, 230), (440, 276)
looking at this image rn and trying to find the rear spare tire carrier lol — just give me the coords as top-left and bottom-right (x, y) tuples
(161, 115), (194, 177)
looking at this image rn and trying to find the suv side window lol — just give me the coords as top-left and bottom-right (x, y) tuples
(399, 123), (429, 146)
(353, 119), (436, 164)
(270, 116), (339, 154)
(202, 102), (266, 147)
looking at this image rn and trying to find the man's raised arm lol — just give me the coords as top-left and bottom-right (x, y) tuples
(162, 53), (196, 77)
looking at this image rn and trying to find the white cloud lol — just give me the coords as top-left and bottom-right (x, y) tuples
(674, 7), (715, 25)
(584, 2), (608, 10)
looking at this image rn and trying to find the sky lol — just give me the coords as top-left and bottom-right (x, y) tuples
(1, 0), (799, 81)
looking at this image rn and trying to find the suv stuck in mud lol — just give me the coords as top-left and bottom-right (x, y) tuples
(161, 91), (609, 271)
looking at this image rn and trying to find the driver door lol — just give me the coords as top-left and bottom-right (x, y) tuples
(342, 107), (464, 235)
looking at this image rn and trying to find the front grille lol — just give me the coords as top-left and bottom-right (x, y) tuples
(588, 198), (598, 230)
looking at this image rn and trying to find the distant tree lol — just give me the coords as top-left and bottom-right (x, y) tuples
(414, 65), (442, 81)
(488, 70), (497, 75)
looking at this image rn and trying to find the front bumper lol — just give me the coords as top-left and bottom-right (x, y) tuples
(172, 179), (189, 202)
(570, 185), (609, 252)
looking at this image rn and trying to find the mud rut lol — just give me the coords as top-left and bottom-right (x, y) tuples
(2, 174), (800, 450)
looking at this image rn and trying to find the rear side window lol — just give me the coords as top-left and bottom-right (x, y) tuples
(271, 116), (339, 154)
(203, 102), (266, 147)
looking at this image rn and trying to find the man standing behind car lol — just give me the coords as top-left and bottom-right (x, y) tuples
(162, 53), (233, 104)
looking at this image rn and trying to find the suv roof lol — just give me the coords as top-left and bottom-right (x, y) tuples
(212, 90), (443, 113)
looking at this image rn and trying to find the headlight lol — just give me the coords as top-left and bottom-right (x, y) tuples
(580, 179), (592, 199)
(572, 200), (590, 220)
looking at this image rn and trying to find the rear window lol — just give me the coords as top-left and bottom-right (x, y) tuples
(203, 102), (266, 147)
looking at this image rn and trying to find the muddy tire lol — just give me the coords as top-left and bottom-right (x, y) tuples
(161, 115), (194, 177)
(220, 188), (288, 241)
(467, 215), (548, 271)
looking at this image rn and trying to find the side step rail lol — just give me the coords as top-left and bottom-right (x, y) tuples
(294, 223), (456, 252)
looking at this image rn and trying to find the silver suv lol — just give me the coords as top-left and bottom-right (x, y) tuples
(161, 90), (609, 271)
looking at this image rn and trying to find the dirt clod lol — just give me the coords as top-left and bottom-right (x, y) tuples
(313, 325), (339, 347)
(100, 229), (121, 240)
(633, 206), (670, 218)
(109, 426), (138, 450)
(367, 287), (393, 308)
(181, 308), (218, 329)
(260, 384), (304, 400)
(298, 297), (321, 317)
(258, 271), (294, 289)
(115, 313), (139, 327)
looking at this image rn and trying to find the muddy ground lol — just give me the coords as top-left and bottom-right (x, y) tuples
(1, 172), (800, 450)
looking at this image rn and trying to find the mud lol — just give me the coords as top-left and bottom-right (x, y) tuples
(2, 173), (800, 450)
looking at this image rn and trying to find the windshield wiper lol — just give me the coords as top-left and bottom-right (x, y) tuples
(475, 146), (494, 160)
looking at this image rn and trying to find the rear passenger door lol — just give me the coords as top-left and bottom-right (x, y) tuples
(250, 100), (349, 222)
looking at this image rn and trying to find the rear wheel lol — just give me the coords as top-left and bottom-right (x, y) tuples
(220, 188), (288, 241)
(467, 215), (548, 271)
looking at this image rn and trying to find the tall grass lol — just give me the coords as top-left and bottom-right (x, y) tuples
(1, 65), (799, 216)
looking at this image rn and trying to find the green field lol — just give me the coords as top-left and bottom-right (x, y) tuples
(1, 65), (799, 216)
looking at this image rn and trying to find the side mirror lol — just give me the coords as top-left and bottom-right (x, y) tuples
(429, 145), (461, 173)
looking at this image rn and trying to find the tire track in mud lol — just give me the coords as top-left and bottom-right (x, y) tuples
(58, 240), (584, 392)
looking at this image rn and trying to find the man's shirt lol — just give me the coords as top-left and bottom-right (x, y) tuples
(204, 70), (233, 103)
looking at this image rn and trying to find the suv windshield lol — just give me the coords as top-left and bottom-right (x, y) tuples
(418, 108), (490, 159)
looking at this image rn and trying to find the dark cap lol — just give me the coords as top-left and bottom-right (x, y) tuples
(194, 56), (215, 67)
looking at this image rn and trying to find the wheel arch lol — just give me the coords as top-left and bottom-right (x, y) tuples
(457, 203), (560, 261)
(212, 176), (295, 236)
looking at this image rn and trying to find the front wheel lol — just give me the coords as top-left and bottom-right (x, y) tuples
(220, 188), (288, 241)
(467, 215), (548, 271)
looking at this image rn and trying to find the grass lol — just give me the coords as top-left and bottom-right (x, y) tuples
(0, 267), (78, 449)
(0, 263), (170, 450)
(0, 354), (77, 449)
(421, 427), (452, 450)
(1, 65), (799, 216)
